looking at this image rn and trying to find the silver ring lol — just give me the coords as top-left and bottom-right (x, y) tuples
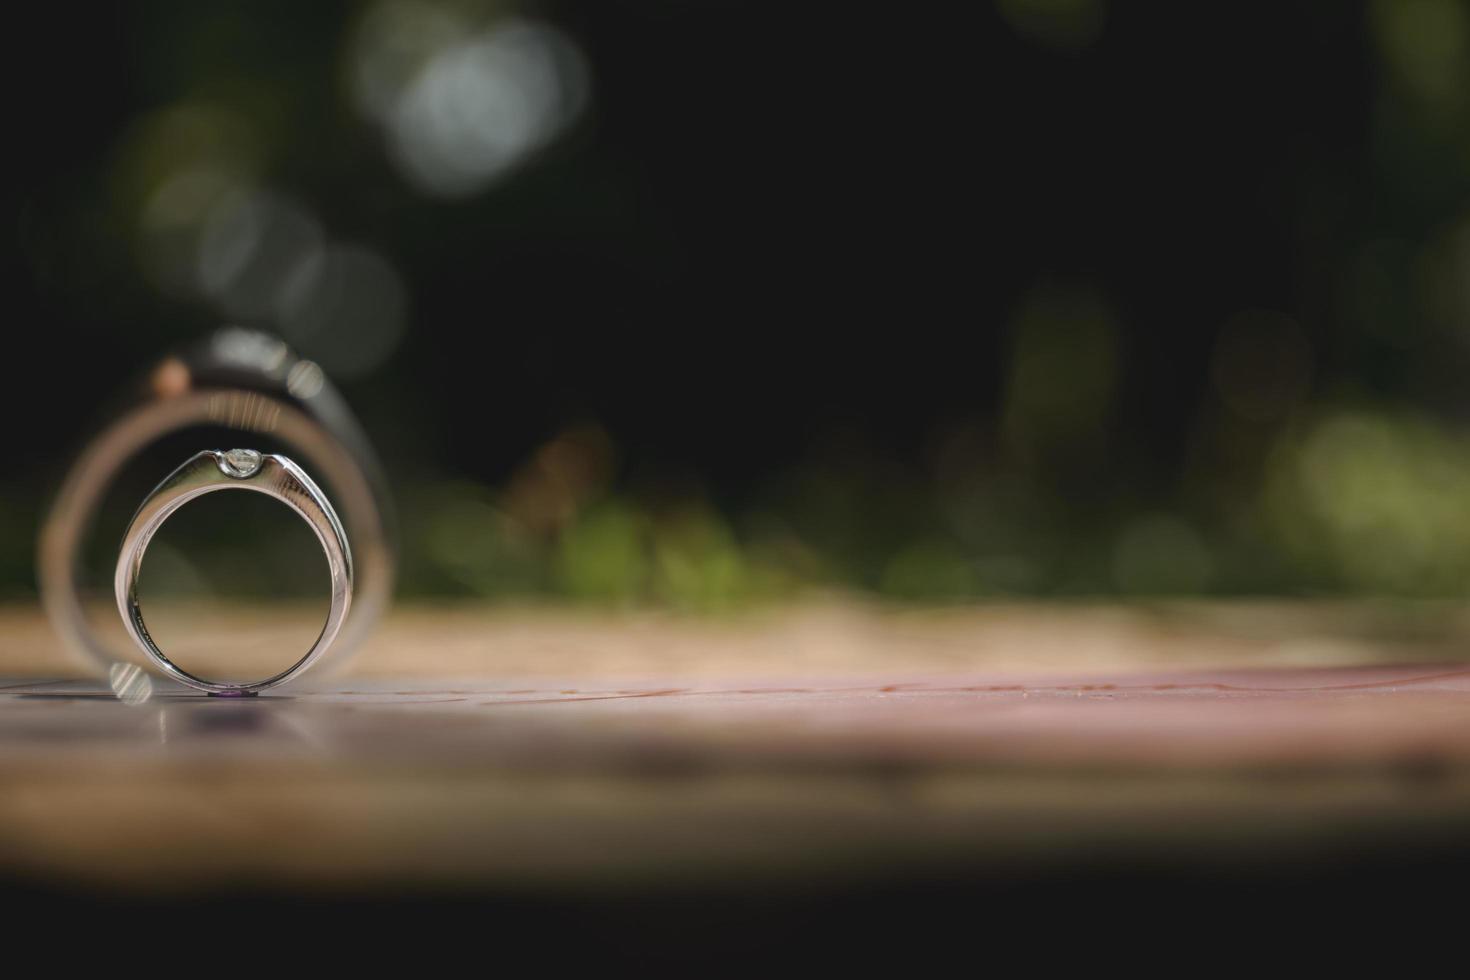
(39, 328), (393, 678)
(114, 449), (353, 696)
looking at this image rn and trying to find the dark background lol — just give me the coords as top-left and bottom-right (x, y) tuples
(4, 0), (1469, 602)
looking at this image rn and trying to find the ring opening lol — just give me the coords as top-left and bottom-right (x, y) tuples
(134, 487), (331, 685)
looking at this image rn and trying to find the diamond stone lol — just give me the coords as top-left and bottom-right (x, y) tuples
(219, 448), (263, 478)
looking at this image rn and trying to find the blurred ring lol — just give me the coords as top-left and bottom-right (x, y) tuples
(115, 450), (352, 695)
(38, 328), (394, 676)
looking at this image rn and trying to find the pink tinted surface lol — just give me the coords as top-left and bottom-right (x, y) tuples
(4, 664), (1468, 767)
(1, 603), (1468, 887)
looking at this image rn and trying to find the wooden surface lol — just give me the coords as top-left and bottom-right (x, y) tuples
(2, 600), (1469, 892)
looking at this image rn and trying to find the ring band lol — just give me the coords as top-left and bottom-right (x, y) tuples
(114, 449), (353, 695)
(39, 328), (394, 678)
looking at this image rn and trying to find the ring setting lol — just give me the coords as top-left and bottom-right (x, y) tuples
(114, 449), (354, 696)
(218, 447), (263, 478)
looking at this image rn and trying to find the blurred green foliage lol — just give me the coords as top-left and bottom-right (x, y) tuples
(5, 0), (1470, 606)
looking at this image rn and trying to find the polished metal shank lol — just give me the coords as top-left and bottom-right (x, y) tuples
(114, 451), (353, 695)
(40, 328), (394, 679)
